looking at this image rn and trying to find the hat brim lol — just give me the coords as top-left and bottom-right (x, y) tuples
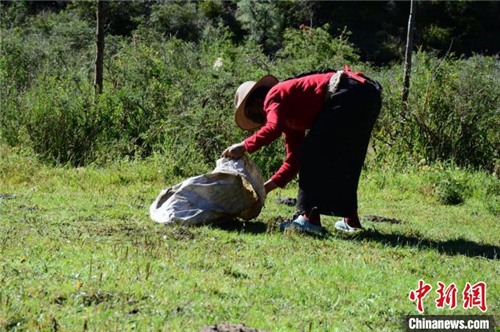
(235, 75), (279, 130)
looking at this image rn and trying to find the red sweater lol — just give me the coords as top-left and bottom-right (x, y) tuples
(244, 72), (335, 187)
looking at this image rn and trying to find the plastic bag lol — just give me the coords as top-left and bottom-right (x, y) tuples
(150, 155), (266, 225)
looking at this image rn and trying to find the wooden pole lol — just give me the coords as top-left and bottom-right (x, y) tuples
(94, 0), (105, 99)
(402, 0), (416, 107)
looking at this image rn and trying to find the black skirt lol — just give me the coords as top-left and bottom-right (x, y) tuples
(297, 76), (382, 217)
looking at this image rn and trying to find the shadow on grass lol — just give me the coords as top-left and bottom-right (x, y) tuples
(210, 218), (497, 258)
(213, 219), (269, 234)
(213, 218), (332, 239)
(346, 229), (499, 260)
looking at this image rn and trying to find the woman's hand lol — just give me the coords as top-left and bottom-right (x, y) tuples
(222, 142), (246, 159)
(264, 180), (278, 194)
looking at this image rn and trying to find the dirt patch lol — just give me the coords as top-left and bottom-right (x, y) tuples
(0, 194), (18, 199)
(275, 197), (297, 206)
(53, 295), (67, 305)
(200, 324), (270, 332)
(74, 291), (115, 307)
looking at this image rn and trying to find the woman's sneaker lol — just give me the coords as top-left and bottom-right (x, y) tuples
(280, 215), (325, 234)
(334, 218), (363, 232)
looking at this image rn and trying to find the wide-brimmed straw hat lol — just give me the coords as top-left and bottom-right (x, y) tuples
(234, 75), (279, 130)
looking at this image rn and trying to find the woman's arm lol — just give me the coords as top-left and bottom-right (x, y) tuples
(269, 130), (304, 188)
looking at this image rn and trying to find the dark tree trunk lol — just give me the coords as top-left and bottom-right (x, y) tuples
(94, 0), (105, 99)
(402, 0), (416, 106)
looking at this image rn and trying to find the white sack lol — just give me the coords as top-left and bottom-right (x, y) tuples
(150, 156), (266, 225)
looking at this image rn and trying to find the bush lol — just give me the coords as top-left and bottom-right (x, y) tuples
(434, 178), (467, 205)
(276, 24), (360, 77)
(374, 52), (500, 172)
(486, 197), (500, 217)
(2, 22), (275, 173)
(148, 1), (206, 42)
(19, 75), (97, 165)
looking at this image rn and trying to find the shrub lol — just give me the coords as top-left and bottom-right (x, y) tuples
(20, 75), (97, 165)
(276, 24), (360, 77)
(148, 1), (206, 42)
(486, 197), (500, 217)
(374, 52), (500, 172)
(434, 178), (467, 205)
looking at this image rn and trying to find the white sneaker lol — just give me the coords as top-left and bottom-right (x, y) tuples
(280, 215), (325, 234)
(335, 219), (362, 232)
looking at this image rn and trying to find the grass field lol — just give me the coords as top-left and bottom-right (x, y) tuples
(1, 148), (499, 332)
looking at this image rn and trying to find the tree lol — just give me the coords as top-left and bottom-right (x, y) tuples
(94, 0), (105, 98)
(236, 0), (284, 54)
(402, 0), (416, 106)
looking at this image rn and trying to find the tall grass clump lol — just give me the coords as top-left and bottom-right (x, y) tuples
(375, 52), (500, 172)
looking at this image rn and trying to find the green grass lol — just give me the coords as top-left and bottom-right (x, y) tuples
(1, 149), (499, 332)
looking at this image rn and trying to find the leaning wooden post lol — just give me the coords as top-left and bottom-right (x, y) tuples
(94, 0), (105, 99)
(402, 0), (416, 107)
